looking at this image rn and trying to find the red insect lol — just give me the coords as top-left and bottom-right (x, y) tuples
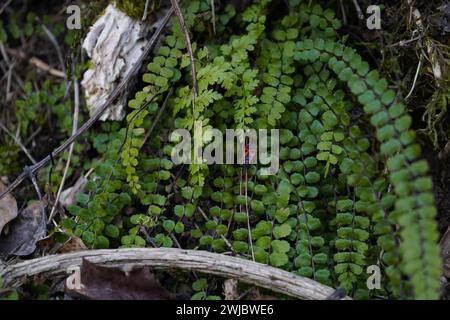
(243, 138), (257, 165)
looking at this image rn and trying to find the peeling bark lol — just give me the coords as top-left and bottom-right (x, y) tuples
(82, 4), (164, 120)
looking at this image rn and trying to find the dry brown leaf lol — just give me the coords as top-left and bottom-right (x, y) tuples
(57, 236), (87, 253)
(65, 259), (174, 300)
(37, 234), (87, 254)
(440, 226), (450, 278)
(0, 199), (47, 257)
(36, 234), (56, 251)
(0, 181), (18, 235)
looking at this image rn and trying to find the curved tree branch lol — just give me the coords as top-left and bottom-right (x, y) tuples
(0, 248), (350, 300)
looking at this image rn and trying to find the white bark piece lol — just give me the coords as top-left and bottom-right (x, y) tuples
(81, 4), (151, 120)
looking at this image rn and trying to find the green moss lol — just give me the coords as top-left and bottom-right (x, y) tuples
(115, 0), (151, 20)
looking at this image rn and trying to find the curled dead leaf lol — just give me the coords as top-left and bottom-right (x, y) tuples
(0, 199), (47, 257)
(59, 176), (88, 208)
(65, 259), (174, 300)
(0, 181), (18, 235)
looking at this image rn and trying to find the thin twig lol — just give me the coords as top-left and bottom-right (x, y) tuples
(405, 58), (422, 100)
(23, 166), (47, 234)
(0, 121), (37, 164)
(244, 167), (255, 261)
(0, 44), (26, 93)
(139, 226), (157, 247)
(116, 93), (159, 157)
(141, 87), (174, 147)
(0, 0), (12, 15)
(0, 42), (11, 65)
(41, 25), (66, 79)
(211, 0), (216, 35)
(169, 0), (197, 100)
(352, 0), (364, 20)
(197, 207), (235, 252)
(142, 0), (151, 21)
(5, 64), (12, 101)
(170, 234), (182, 248)
(387, 35), (422, 48)
(48, 80), (80, 223)
(0, 8), (174, 201)
(339, 0), (347, 25)
(0, 43), (13, 101)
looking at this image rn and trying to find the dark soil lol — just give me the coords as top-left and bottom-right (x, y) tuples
(424, 145), (450, 236)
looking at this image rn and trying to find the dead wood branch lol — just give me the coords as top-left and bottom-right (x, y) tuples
(0, 248), (350, 300)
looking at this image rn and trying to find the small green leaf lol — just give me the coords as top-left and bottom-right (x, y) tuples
(270, 252), (289, 267)
(273, 223), (292, 239)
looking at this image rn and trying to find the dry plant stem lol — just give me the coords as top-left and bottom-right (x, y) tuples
(0, 42), (11, 65)
(139, 226), (157, 247)
(0, 45), (27, 95)
(0, 0), (12, 15)
(245, 168), (255, 261)
(0, 121), (37, 164)
(405, 58), (422, 100)
(5, 66), (12, 100)
(143, 0), (151, 20)
(170, 234), (182, 248)
(41, 25), (66, 79)
(407, 0), (443, 84)
(6, 48), (65, 78)
(48, 80), (80, 223)
(141, 87), (174, 147)
(0, 8), (175, 201)
(352, 0), (364, 20)
(339, 0), (347, 25)
(169, 0), (197, 100)
(197, 207), (234, 252)
(211, 0), (216, 34)
(387, 35), (422, 48)
(0, 43), (14, 101)
(0, 248), (350, 300)
(24, 165), (46, 232)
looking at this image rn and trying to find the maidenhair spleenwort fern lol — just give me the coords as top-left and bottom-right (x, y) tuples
(295, 39), (441, 299)
(65, 0), (442, 300)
